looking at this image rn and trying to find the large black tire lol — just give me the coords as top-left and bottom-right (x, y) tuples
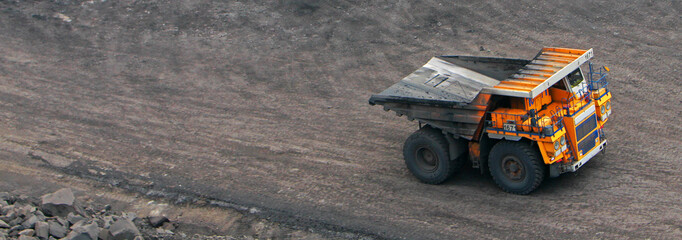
(403, 127), (458, 184)
(488, 141), (545, 194)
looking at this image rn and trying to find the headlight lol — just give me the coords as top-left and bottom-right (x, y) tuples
(606, 101), (611, 110)
(560, 136), (566, 146)
(554, 141), (560, 150)
(600, 105), (606, 114)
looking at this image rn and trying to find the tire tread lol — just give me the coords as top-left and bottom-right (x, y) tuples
(488, 141), (545, 194)
(403, 127), (456, 184)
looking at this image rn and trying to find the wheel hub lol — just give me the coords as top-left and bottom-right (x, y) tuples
(415, 147), (438, 172)
(501, 156), (525, 181)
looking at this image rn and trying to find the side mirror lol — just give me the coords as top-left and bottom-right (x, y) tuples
(603, 66), (610, 72)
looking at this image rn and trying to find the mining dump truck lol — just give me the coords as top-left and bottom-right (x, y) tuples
(369, 47), (612, 194)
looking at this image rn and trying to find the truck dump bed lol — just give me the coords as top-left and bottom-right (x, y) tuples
(369, 56), (529, 106)
(369, 56), (529, 139)
(369, 47), (593, 139)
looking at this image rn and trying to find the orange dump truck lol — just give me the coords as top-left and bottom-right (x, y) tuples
(369, 47), (612, 194)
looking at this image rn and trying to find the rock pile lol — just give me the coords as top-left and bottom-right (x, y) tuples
(0, 189), (175, 240)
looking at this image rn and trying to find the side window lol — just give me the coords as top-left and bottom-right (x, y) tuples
(567, 69), (584, 88)
(568, 69), (587, 95)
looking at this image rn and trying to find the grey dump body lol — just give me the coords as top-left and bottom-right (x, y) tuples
(369, 56), (530, 140)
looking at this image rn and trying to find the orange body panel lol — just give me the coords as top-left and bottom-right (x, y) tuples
(488, 84), (571, 164)
(481, 47), (607, 167)
(594, 92), (612, 127)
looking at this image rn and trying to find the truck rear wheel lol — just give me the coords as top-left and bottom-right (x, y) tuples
(403, 127), (456, 184)
(488, 141), (545, 194)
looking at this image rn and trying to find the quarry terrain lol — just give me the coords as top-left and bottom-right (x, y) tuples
(0, 0), (680, 239)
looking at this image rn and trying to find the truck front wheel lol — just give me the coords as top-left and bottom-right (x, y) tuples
(403, 127), (456, 184)
(488, 141), (545, 194)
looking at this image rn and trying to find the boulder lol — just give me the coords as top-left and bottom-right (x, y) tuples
(34, 221), (49, 240)
(34, 211), (46, 221)
(108, 218), (139, 240)
(18, 235), (38, 240)
(69, 220), (86, 231)
(21, 215), (39, 229)
(15, 205), (36, 217)
(98, 228), (110, 240)
(0, 205), (12, 216)
(47, 221), (66, 239)
(55, 217), (69, 229)
(9, 217), (23, 227)
(0, 220), (9, 228)
(40, 189), (78, 217)
(63, 222), (98, 240)
(18, 229), (34, 236)
(9, 224), (25, 234)
(147, 216), (169, 228)
(66, 213), (85, 226)
(0, 212), (14, 223)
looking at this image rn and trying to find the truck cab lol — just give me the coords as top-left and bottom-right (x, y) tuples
(369, 47), (612, 194)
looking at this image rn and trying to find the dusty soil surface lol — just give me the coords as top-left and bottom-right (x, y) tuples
(0, 160), (332, 239)
(0, 0), (680, 239)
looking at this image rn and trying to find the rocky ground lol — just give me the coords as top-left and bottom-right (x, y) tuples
(0, 164), (336, 240)
(0, 0), (680, 239)
(0, 188), (171, 240)
(1, 186), (320, 240)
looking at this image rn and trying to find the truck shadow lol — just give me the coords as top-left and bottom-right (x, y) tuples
(438, 158), (603, 196)
(440, 163), (498, 190)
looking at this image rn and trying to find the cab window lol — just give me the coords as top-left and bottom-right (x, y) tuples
(565, 69), (587, 95)
(566, 69), (584, 88)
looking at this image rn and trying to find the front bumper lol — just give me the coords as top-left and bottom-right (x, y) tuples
(568, 140), (607, 172)
(549, 140), (607, 177)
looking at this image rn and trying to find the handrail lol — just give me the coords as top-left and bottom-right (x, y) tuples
(486, 61), (611, 137)
(562, 87), (592, 116)
(486, 109), (564, 137)
(587, 62), (610, 98)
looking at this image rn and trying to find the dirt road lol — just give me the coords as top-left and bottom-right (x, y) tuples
(1, 0), (680, 239)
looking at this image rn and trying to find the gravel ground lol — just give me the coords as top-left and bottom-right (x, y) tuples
(0, 0), (680, 239)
